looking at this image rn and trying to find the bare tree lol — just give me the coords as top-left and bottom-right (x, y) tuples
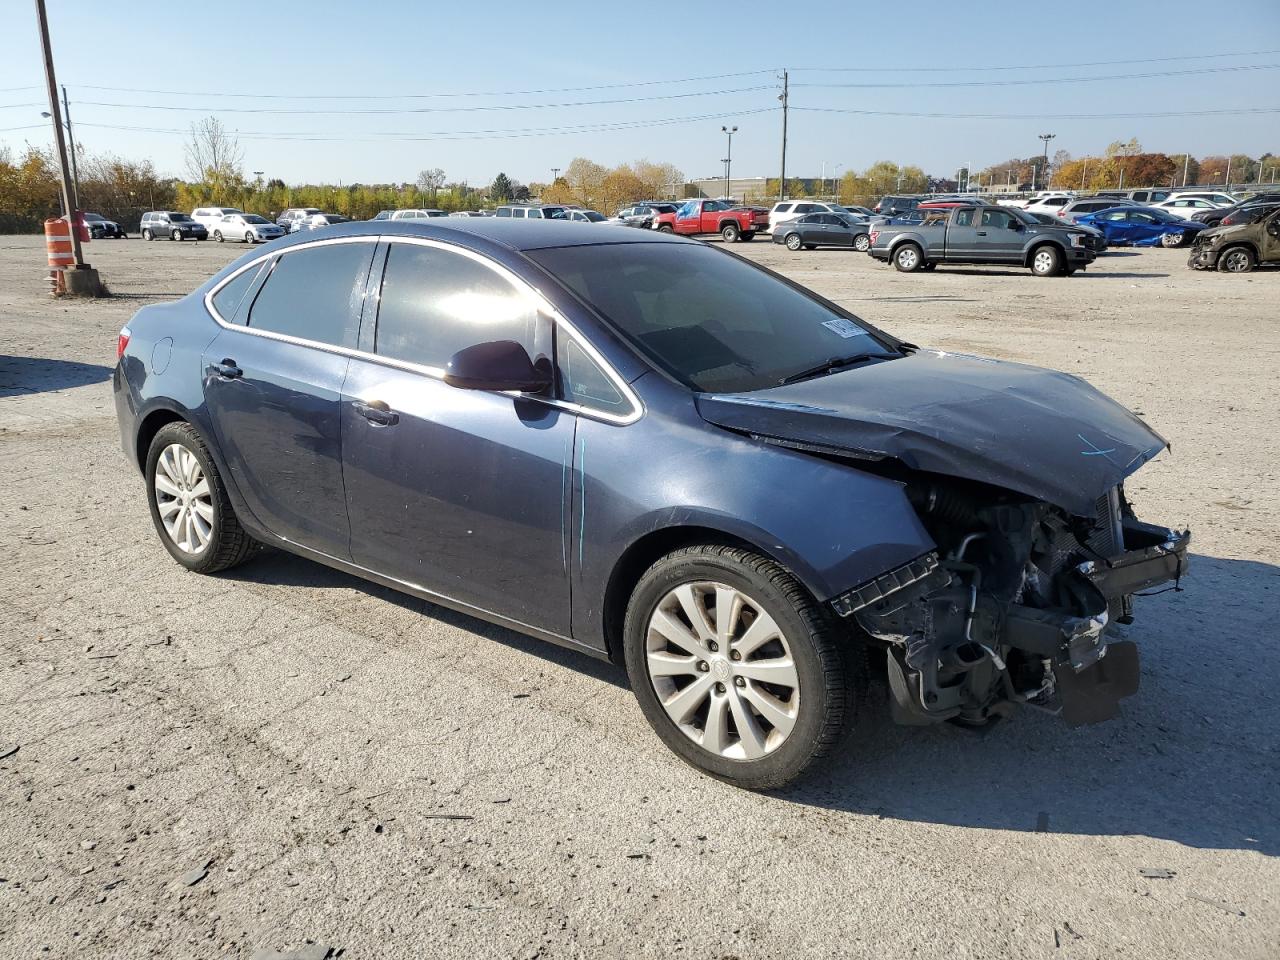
(184, 116), (244, 202)
(416, 167), (446, 202)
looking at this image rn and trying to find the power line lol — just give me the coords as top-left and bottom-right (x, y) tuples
(0, 103), (43, 110)
(792, 62), (1280, 89)
(70, 70), (778, 100)
(72, 85), (774, 116)
(793, 48), (1280, 73)
(794, 105), (1280, 120)
(0, 123), (46, 133)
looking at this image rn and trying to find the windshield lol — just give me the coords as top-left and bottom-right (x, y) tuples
(169, 213), (193, 222)
(243, 214), (269, 224)
(528, 243), (896, 393)
(83, 213), (105, 221)
(1007, 207), (1039, 225)
(583, 211), (606, 222)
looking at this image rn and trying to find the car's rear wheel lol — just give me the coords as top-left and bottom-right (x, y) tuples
(893, 243), (922, 272)
(720, 223), (740, 243)
(145, 422), (256, 574)
(623, 545), (852, 790)
(1160, 231), (1186, 248)
(854, 234), (871, 252)
(213, 230), (223, 242)
(1030, 244), (1062, 276)
(785, 233), (802, 251)
(141, 229), (152, 241)
(1218, 245), (1256, 273)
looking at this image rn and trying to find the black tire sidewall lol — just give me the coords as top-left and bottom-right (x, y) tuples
(145, 423), (227, 573)
(1031, 244), (1061, 276)
(894, 243), (921, 272)
(623, 548), (845, 789)
(721, 224), (739, 242)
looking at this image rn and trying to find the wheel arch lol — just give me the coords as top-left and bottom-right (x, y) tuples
(1217, 240), (1260, 263)
(1023, 238), (1066, 266)
(134, 404), (191, 471)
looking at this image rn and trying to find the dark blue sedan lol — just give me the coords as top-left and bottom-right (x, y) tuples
(113, 219), (1188, 788)
(1075, 206), (1208, 248)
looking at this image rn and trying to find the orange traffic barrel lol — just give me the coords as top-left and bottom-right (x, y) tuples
(45, 217), (74, 267)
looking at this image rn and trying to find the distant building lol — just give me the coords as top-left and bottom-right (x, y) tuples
(689, 176), (825, 203)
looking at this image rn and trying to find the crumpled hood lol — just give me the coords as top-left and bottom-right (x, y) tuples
(695, 350), (1168, 517)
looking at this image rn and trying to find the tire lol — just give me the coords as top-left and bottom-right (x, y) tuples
(893, 243), (923, 272)
(741, 231), (756, 242)
(145, 422), (256, 574)
(1030, 244), (1062, 277)
(244, 231), (255, 244)
(1218, 245), (1256, 273)
(854, 233), (871, 252)
(171, 229), (181, 241)
(141, 229), (152, 241)
(623, 544), (853, 790)
(785, 233), (802, 251)
(921, 262), (937, 271)
(1160, 231), (1186, 248)
(720, 222), (740, 243)
(213, 230), (223, 243)
(803, 244), (817, 250)
(657, 224), (674, 233)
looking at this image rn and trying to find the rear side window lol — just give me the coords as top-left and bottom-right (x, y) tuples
(795, 203), (817, 213)
(374, 242), (539, 370)
(774, 203), (793, 213)
(496, 207), (511, 217)
(210, 263), (263, 324)
(247, 242), (374, 347)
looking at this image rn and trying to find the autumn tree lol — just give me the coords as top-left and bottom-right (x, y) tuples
(563, 157), (608, 208)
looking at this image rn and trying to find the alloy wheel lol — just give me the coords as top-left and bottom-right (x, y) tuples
(896, 247), (919, 270)
(1161, 232), (1185, 248)
(785, 234), (802, 250)
(645, 581), (800, 760)
(1033, 249), (1056, 274)
(1221, 249), (1253, 272)
(153, 443), (214, 554)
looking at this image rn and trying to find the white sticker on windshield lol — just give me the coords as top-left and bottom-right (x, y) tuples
(821, 318), (867, 339)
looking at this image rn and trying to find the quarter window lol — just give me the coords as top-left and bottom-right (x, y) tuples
(375, 243), (539, 370)
(246, 242), (373, 347)
(210, 263), (263, 324)
(558, 337), (628, 414)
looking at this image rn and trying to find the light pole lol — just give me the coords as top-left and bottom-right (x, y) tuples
(831, 163), (842, 202)
(721, 125), (737, 201)
(1037, 133), (1055, 191)
(1117, 144), (1132, 190)
(551, 167), (560, 183)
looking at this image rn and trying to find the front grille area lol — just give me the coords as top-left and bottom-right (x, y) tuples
(1086, 487), (1125, 559)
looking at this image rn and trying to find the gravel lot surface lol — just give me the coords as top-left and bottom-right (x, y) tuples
(1, 233), (1277, 959)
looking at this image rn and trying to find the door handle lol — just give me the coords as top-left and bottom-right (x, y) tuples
(352, 399), (399, 426)
(976, 231), (988, 236)
(213, 359), (242, 379)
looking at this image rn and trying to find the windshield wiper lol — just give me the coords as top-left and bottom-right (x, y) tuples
(778, 352), (896, 385)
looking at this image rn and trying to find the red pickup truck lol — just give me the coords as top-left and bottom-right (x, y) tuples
(653, 199), (770, 242)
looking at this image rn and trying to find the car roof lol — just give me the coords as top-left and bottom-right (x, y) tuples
(265, 217), (703, 253)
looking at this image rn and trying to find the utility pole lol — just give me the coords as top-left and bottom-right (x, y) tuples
(1182, 153), (1190, 187)
(1037, 133), (1055, 192)
(721, 125), (737, 201)
(34, 0), (100, 294)
(60, 84), (80, 211)
(1224, 156), (1231, 190)
(551, 167), (560, 183)
(777, 70), (788, 201)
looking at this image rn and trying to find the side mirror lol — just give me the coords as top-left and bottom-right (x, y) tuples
(1010, 221), (1024, 230)
(444, 340), (551, 393)
(1267, 220), (1280, 238)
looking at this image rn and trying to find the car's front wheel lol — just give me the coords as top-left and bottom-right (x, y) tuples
(1030, 244), (1062, 276)
(624, 545), (852, 790)
(146, 422), (256, 574)
(245, 231), (256, 243)
(1161, 231), (1186, 248)
(171, 229), (181, 241)
(1218, 245), (1256, 273)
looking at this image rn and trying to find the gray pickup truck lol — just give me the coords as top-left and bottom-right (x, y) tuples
(869, 203), (1099, 276)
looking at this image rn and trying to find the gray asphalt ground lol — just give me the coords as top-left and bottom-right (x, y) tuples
(1, 233), (1277, 959)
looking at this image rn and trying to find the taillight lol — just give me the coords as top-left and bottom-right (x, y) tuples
(1222, 215), (1235, 225)
(116, 326), (131, 359)
(869, 230), (879, 244)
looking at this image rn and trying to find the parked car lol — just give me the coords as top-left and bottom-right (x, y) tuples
(842, 205), (874, 217)
(1026, 211), (1108, 251)
(371, 210), (394, 221)
(1189, 193), (1280, 226)
(494, 204), (571, 220)
(655, 198), (769, 242)
(566, 209), (606, 223)
(1167, 190), (1238, 207)
(1219, 201), (1280, 227)
(614, 203), (679, 229)
(1075, 206), (1208, 247)
(140, 211), (207, 242)
(390, 209), (447, 220)
(1057, 197), (1136, 224)
(772, 212), (871, 252)
(869, 203), (1097, 275)
(448, 211), (488, 218)
(874, 195), (921, 216)
(82, 211), (125, 239)
(277, 208), (322, 230)
(192, 207), (245, 233)
(1021, 193), (1076, 217)
(212, 213), (286, 244)
(768, 200), (847, 234)
(1151, 196), (1229, 219)
(1188, 206), (1280, 273)
(112, 218), (1188, 788)
(1095, 188), (1173, 205)
(290, 213), (350, 233)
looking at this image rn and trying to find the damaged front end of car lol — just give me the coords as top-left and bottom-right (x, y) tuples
(833, 479), (1189, 728)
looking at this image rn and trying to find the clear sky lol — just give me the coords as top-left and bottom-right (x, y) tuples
(2, 0), (1278, 186)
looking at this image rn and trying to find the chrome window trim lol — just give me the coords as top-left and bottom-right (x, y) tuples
(202, 233), (643, 427)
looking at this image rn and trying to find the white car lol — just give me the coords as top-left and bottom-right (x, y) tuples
(212, 213), (286, 244)
(1166, 191), (1238, 207)
(1150, 197), (1231, 220)
(389, 208), (447, 219)
(767, 200), (847, 234)
(191, 206), (245, 233)
(289, 213), (351, 233)
(1021, 193), (1076, 216)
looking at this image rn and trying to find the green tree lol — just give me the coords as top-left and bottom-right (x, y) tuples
(490, 172), (513, 202)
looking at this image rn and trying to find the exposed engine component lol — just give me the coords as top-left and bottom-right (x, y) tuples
(847, 478), (1189, 729)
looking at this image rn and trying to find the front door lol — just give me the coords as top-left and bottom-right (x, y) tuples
(976, 206), (1026, 262)
(1261, 211), (1280, 261)
(341, 239), (574, 635)
(202, 238), (377, 556)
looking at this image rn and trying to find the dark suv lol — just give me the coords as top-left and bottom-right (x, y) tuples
(874, 195), (921, 216)
(140, 211), (207, 242)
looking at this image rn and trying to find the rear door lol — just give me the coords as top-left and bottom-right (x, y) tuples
(340, 239), (575, 634)
(944, 207), (981, 258)
(202, 238), (377, 555)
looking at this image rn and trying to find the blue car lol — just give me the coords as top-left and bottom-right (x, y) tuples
(1075, 206), (1208, 248)
(112, 219), (1188, 788)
